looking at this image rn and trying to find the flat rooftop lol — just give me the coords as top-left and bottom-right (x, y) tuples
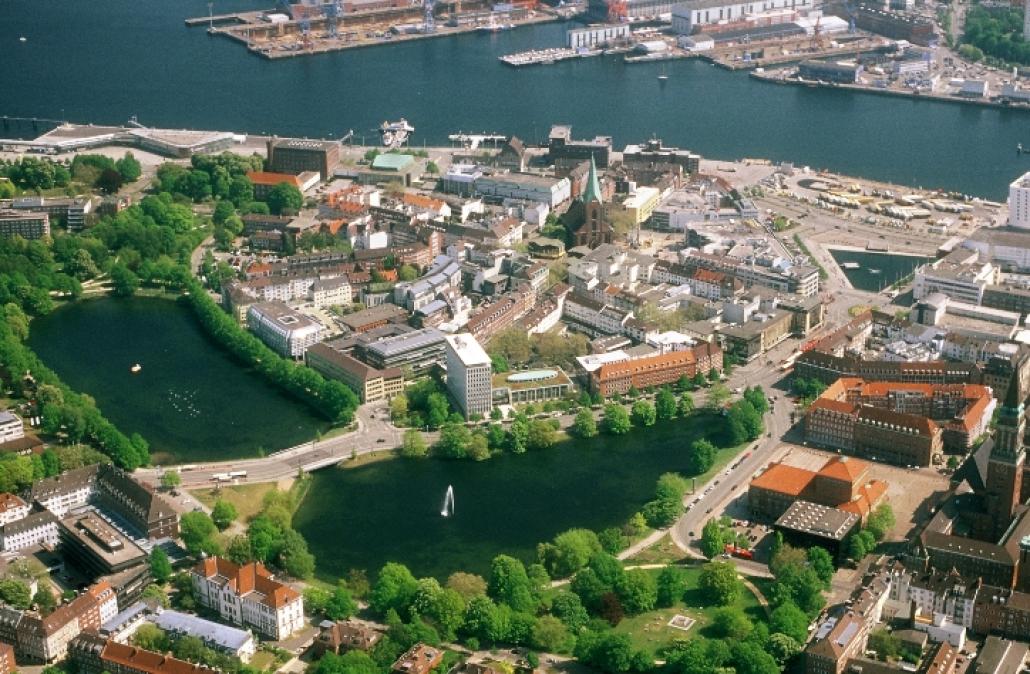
(445, 333), (491, 368)
(775, 500), (858, 541)
(59, 511), (147, 567)
(249, 301), (321, 331)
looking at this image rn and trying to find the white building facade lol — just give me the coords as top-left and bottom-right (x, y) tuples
(1010, 171), (1030, 229)
(444, 334), (493, 418)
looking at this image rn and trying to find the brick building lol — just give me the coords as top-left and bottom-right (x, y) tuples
(590, 342), (722, 397)
(749, 456), (888, 521)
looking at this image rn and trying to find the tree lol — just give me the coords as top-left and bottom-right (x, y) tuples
(109, 263), (139, 297)
(572, 408), (598, 438)
(371, 562), (419, 617)
(731, 641), (780, 674)
(807, 546), (835, 587)
(68, 249), (100, 280)
(711, 606), (753, 639)
(699, 561), (741, 605)
(666, 638), (731, 674)
(314, 651), (382, 674)
(266, 182), (303, 215)
(116, 152), (142, 182)
(325, 584), (359, 620)
(686, 438), (717, 476)
(179, 511), (221, 556)
(538, 528), (602, 578)
(527, 419), (557, 450)
(149, 547), (173, 584)
(0, 579), (31, 609)
(532, 615), (571, 653)
(599, 527), (626, 554)
(700, 518), (727, 559)
(133, 623), (170, 652)
(141, 583), (170, 608)
(616, 570), (657, 614)
(550, 590), (589, 632)
(631, 400), (656, 427)
(489, 555), (536, 612)
(769, 600), (810, 643)
(656, 567), (686, 607)
(33, 588), (56, 614)
(767, 632), (803, 665)
(160, 470), (181, 489)
(398, 264), (419, 282)
(211, 499), (238, 531)
(655, 388), (677, 421)
(602, 404), (631, 435)
(707, 383), (731, 410)
(96, 167), (124, 194)
(866, 504), (896, 541)
(743, 386), (769, 414)
(279, 528), (316, 579)
(435, 422), (472, 459)
(401, 429), (429, 458)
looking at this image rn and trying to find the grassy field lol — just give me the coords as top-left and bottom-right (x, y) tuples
(612, 565), (765, 657)
(191, 482), (279, 522)
(629, 534), (688, 565)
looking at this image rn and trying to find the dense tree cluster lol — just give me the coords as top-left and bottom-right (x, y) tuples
(221, 487), (317, 580)
(133, 623), (262, 674)
(963, 6), (1030, 65)
(0, 156), (71, 192)
(489, 328), (592, 372)
(157, 153), (261, 204)
(181, 277), (359, 426)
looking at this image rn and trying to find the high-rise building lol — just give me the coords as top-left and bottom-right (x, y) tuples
(444, 333), (492, 418)
(1010, 172), (1030, 229)
(986, 374), (1026, 540)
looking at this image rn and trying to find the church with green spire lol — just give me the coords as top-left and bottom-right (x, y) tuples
(572, 156), (614, 248)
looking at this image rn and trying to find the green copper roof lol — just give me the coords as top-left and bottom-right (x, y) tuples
(581, 155), (602, 204)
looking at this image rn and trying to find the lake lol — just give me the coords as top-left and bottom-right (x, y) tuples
(27, 297), (328, 464)
(293, 413), (724, 580)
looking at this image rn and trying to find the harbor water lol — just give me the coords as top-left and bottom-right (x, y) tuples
(2, 0), (1029, 199)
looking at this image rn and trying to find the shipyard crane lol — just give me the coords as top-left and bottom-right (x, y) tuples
(424, 0), (436, 33)
(324, 0), (342, 37)
(607, 0), (628, 22)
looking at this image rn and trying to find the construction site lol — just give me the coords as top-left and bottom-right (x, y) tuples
(186, 0), (575, 59)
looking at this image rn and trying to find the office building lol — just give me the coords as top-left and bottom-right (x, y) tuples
(474, 173), (571, 208)
(247, 302), (323, 358)
(0, 210), (50, 240)
(191, 557), (304, 640)
(1010, 172), (1030, 229)
(266, 137), (340, 178)
(338, 304), (409, 333)
(445, 334), (493, 418)
(548, 125), (613, 168)
(58, 511), (147, 578)
(306, 343), (404, 403)
(590, 342), (722, 397)
(492, 368), (573, 406)
(357, 328), (448, 373)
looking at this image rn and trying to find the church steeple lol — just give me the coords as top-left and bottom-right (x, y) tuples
(994, 375), (1026, 462)
(581, 155), (602, 204)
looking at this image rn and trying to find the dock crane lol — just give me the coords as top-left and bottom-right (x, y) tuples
(324, 0), (341, 37)
(424, 0), (436, 33)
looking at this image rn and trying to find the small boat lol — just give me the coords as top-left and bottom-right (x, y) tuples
(130, 364), (142, 373)
(19, 37), (27, 42)
(869, 269), (881, 274)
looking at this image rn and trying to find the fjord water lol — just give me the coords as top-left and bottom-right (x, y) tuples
(828, 249), (933, 292)
(27, 298), (328, 464)
(2, 0), (1027, 199)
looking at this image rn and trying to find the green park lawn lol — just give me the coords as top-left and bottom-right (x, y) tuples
(612, 565), (766, 657)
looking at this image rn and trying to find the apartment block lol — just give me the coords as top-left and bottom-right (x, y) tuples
(306, 343), (404, 403)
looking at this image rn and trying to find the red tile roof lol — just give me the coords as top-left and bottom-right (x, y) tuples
(195, 557), (300, 609)
(750, 463), (815, 497)
(102, 641), (218, 674)
(246, 171), (301, 187)
(818, 456), (869, 483)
